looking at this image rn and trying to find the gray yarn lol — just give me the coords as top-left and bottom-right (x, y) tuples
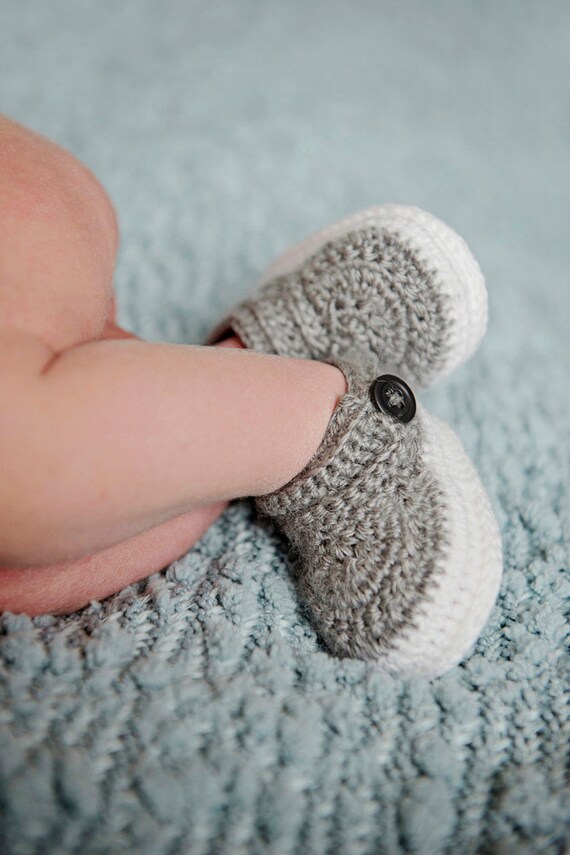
(256, 351), (446, 658)
(1, 1), (569, 852)
(220, 228), (453, 661)
(221, 228), (450, 386)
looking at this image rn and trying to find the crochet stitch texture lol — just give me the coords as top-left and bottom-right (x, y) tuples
(217, 227), (449, 380)
(214, 204), (487, 388)
(253, 346), (502, 678)
(0, 1), (568, 852)
(257, 352), (449, 659)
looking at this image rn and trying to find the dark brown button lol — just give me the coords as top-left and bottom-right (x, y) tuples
(371, 375), (416, 423)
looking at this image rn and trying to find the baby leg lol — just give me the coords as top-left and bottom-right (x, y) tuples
(0, 502), (228, 616)
(0, 332), (237, 617)
(0, 331), (345, 614)
(0, 116), (346, 614)
(0, 115), (231, 613)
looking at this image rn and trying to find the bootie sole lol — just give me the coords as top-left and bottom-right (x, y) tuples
(258, 204), (488, 386)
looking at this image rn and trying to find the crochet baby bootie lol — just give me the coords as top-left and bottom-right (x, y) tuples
(209, 204), (487, 387)
(256, 351), (502, 678)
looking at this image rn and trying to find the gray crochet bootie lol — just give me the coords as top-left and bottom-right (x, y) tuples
(209, 204), (487, 388)
(256, 351), (502, 678)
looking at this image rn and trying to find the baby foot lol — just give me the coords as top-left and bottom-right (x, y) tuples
(210, 205), (487, 387)
(255, 351), (502, 678)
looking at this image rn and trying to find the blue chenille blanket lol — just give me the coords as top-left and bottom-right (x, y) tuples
(0, 1), (568, 852)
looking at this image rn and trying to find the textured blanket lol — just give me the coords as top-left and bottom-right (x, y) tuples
(0, 1), (568, 853)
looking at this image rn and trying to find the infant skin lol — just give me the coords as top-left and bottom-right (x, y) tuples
(0, 115), (345, 615)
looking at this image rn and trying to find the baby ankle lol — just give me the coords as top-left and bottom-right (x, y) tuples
(213, 331), (246, 349)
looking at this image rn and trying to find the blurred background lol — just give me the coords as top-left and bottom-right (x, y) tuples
(0, 4), (569, 853)
(1, 0), (568, 357)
